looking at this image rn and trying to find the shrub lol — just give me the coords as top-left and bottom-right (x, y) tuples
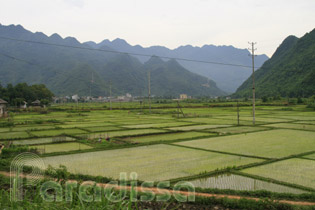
(297, 97), (303, 104)
(261, 96), (268, 103)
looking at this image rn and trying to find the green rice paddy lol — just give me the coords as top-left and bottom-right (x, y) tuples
(263, 123), (315, 131)
(242, 158), (315, 189)
(30, 128), (87, 137)
(12, 136), (76, 145)
(122, 131), (216, 143)
(121, 122), (193, 129)
(40, 144), (262, 181)
(208, 125), (270, 134)
(0, 131), (29, 140)
(2, 103), (315, 195)
(189, 173), (307, 194)
(30, 142), (92, 153)
(303, 153), (315, 160)
(167, 124), (231, 131)
(79, 128), (169, 139)
(174, 129), (315, 158)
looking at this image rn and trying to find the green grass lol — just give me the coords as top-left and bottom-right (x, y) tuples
(39, 144), (262, 181)
(263, 123), (315, 131)
(167, 124), (231, 131)
(122, 131), (216, 143)
(242, 158), (315, 189)
(30, 128), (87, 137)
(0, 131), (29, 140)
(30, 142), (92, 153)
(79, 129), (169, 139)
(12, 136), (76, 145)
(190, 173), (307, 194)
(175, 129), (315, 158)
(208, 126), (270, 134)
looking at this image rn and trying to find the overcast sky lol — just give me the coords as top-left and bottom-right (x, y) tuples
(0, 0), (314, 57)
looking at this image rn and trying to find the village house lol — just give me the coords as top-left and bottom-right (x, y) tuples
(31, 99), (41, 107)
(180, 94), (188, 100)
(0, 98), (8, 118)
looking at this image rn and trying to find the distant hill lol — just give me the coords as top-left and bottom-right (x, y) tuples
(0, 24), (224, 97)
(144, 56), (226, 97)
(85, 38), (269, 93)
(233, 28), (315, 98)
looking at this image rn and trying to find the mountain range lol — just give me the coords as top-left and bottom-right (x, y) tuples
(84, 38), (269, 93)
(234, 28), (315, 98)
(0, 24), (226, 97)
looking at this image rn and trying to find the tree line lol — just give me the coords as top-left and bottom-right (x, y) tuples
(0, 83), (54, 106)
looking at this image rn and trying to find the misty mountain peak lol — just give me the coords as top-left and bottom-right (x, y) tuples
(111, 38), (130, 47)
(145, 56), (164, 66)
(64, 36), (80, 45)
(50, 33), (63, 41)
(166, 58), (180, 66)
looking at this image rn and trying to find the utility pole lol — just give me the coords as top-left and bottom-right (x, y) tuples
(90, 72), (94, 100)
(109, 80), (112, 110)
(176, 101), (185, 118)
(177, 101), (179, 118)
(237, 100), (240, 126)
(148, 71), (151, 114)
(248, 42), (257, 125)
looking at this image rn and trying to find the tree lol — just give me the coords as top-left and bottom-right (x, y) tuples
(261, 96), (268, 103)
(0, 83), (54, 106)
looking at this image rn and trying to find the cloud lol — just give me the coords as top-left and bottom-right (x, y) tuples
(62, 0), (85, 8)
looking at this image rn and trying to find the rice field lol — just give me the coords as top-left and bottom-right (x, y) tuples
(0, 125), (57, 132)
(0, 131), (30, 140)
(121, 122), (194, 129)
(122, 131), (216, 143)
(59, 122), (116, 129)
(30, 128), (88, 137)
(79, 128), (169, 139)
(303, 153), (315, 160)
(294, 121), (315, 125)
(175, 129), (315, 158)
(189, 173), (307, 194)
(208, 126), (270, 135)
(30, 142), (92, 153)
(242, 158), (315, 189)
(167, 124), (231, 131)
(214, 115), (293, 123)
(12, 136), (76, 145)
(180, 118), (266, 125)
(2, 104), (315, 195)
(84, 126), (122, 132)
(263, 123), (315, 131)
(39, 144), (262, 181)
(180, 118), (236, 125)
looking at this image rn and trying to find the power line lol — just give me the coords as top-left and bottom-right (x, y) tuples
(0, 52), (35, 66)
(0, 36), (262, 69)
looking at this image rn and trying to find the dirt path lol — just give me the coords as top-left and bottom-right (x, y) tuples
(1, 171), (314, 206)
